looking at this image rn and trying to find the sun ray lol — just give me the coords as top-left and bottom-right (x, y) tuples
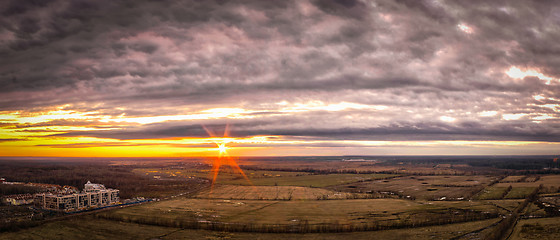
(218, 143), (228, 156)
(209, 158), (222, 193)
(202, 125), (217, 138)
(224, 123), (230, 138)
(225, 156), (252, 184)
(203, 124), (252, 193)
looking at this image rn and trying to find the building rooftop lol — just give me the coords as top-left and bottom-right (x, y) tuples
(84, 181), (107, 190)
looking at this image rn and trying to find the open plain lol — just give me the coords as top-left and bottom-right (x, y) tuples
(2, 156), (560, 239)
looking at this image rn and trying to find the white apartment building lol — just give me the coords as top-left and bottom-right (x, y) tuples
(34, 181), (119, 212)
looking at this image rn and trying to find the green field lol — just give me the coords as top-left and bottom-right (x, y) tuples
(476, 186), (509, 200)
(504, 187), (537, 199)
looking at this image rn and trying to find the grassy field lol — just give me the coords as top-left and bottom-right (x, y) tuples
(134, 168), (313, 180)
(476, 186), (509, 200)
(196, 185), (374, 200)
(495, 175), (560, 190)
(504, 187), (537, 199)
(523, 202), (547, 217)
(486, 199), (523, 212)
(97, 198), (499, 228)
(0, 215), (501, 240)
(220, 173), (396, 187)
(330, 175), (493, 200)
(0, 215), (179, 240)
(133, 168), (396, 187)
(501, 175), (526, 182)
(510, 217), (560, 240)
(409, 175), (496, 187)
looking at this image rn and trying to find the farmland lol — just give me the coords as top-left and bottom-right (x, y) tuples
(0, 215), (502, 240)
(494, 175), (560, 194)
(505, 187), (538, 199)
(510, 217), (560, 240)
(330, 175), (494, 200)
(221, 173), (396, 187)
(195, 185), (374, 200)
(476, 186), (510, 200)
(2, 156), (560, 239)
(134, 168), (397, 187)
(96, 198), (499, 228)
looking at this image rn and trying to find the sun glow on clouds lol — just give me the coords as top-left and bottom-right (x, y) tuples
(1, 108), (98, 124)
(502, 113), (526, 120)
(479, 111), (498, 117)
(107, 108), (254, 124)
(532, 114), (555, 121)
(2, 0), (560, 158)
(457, 23), (474, 34)
(506, 66), (558, 84)
(2, 101), (387, 138)
(439, 116), (456, 122)
(279, 101), (387, 112)
(1, 98), (559, 157)
(533, 95), (546, 101)
(99, 101), (386, 125)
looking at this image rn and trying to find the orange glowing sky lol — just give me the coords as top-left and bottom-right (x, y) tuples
(202, 124), (252, 191)
(1, 1), (560, 157)
(1, 105), (559, 157)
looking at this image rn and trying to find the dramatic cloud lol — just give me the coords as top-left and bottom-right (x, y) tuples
(1, 0), (559, 156)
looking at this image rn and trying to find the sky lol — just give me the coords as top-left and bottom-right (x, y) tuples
(0, 0), (559, 157)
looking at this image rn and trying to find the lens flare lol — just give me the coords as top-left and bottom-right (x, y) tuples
(218, 143), (228, 155)
(202, 124), (252, 192)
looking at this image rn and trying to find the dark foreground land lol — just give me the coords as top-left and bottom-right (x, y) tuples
(1, 156), (560, 239)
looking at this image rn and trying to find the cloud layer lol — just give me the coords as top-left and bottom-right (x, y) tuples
(1, 0), (559, 155)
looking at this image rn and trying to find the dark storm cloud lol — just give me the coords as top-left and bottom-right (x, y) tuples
(47, 117), (560, 142)
(50, 122), (261, 140)
(0, 138), (22, 142)
(7, 119), (129, 129)
(35, 142), (174, 148)
(1, 0), (559, 143)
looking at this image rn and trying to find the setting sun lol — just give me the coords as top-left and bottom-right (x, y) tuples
(217, 143), (228, 155)
(202, 125), (251, 191)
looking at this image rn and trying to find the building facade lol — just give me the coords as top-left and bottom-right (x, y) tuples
(34, 181), (119, 212)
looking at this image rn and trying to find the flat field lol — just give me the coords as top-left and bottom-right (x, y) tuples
(495, 175), (560, 189)
(330, 175), (494, 200)
(195, 185), (373, 200)
(501, 175), (527, 182)
(504, 187), (537, 199)
(485, 199), (523, 212)
(134, 168), (313, 180)
(220, 173), (396, 187)
(0, 215), (501, 240)
(133, 168), (396, 187)
(523, 202), (547, 217)
(0, 215), (179, 240)
(475, 186), (509, 200)
(510, 217), (560, 240)
(97, 198), (499, 227)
